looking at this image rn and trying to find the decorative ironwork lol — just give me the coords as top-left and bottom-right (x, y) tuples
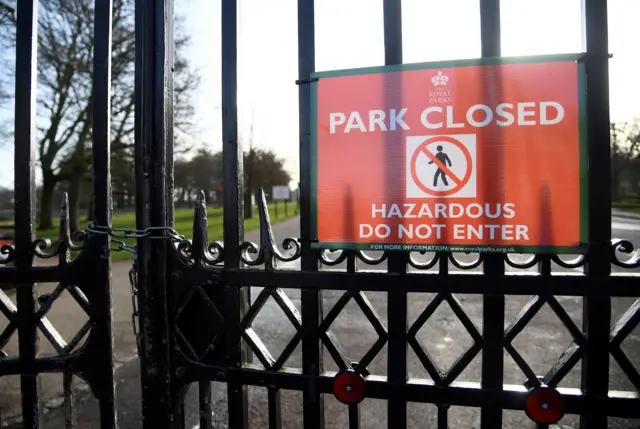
(611, 239), (640, 268)
(320, 288), (389, 374)
(2, 0), (639, 428)
(175, 283), (226, 362)
(174, 191), (225, 266)
(409, 293), (482, 386)
(240, 188), (302, 268)
(609, 299), (640, 391)
(0, 288), (17, 358)
(239, 287), (302, 370)
(0, 243), (16, 264)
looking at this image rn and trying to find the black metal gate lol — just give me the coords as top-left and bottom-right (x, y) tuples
(1, 0), (640, 428)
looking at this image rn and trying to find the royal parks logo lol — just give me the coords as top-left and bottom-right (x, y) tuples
(429, 70), (453, 104)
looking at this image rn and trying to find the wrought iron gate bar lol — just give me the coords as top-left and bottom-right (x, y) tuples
(382, 1), (409, 427)
(2, 265), (640, 295)
(478, 1), (506, 427)
(295, 0), (325, 427)
(1, 0), (118, 425)
(219, 0), (252, 424)
(134, 0), (175, 423)
(157, 363), (640, 417)
(12, 0), (40, 424)
(213, 270), (640, 296)
(582, 0), (615, 427)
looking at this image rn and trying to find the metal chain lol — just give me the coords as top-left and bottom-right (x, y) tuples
(86, 223), (185, 253)
(86, 223), (186, 356)
(128, 259), (141, 356)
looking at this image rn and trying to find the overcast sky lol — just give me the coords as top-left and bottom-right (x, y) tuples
(0, 0), (638, 188)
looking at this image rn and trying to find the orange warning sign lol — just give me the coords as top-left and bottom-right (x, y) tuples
(310, 54), (588, 253)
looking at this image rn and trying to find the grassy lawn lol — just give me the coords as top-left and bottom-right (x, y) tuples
(1, 202), (298, 262)
(612, 204), (640, 214)
(612, 198), (640, 214)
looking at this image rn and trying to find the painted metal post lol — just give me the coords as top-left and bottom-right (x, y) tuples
(297, 0), (324, 428)
(13, 0), (40, 426)
(134, 0), (175, 426)
(221, 0), (250, 427)
(581, 1), (612, 428)
(478, 2), (505, 429)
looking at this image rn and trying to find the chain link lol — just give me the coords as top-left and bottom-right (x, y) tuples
(86, 223), (186, 356)
(128, 259), (141, 356)
(87, 223), (185, 253)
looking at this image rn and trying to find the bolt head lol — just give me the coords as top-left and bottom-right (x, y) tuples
(345, 385), (352, 392)
(541, 403), (549, 410)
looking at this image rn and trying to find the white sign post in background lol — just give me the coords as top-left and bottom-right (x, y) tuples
(272, 185), (291, 217)
(272, 186), (291, 200)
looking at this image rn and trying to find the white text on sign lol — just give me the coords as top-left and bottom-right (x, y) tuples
(328, 102), (565, 134)
(371, 203), (516, 219)
(359, 224), (530, 241)
(359, 203), (529, 242)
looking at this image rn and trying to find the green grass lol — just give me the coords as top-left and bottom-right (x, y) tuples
(610, 188), (640, 214)
(612, 201), (640, 214)
(2, 202), (299, 262)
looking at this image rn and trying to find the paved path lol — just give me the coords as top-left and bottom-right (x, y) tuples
(4, 215), (640, 428)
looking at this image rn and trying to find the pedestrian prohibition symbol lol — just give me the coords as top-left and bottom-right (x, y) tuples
(407, 134), (476, 198)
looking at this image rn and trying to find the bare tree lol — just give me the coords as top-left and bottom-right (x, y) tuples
(0, 1), (16, 144)
(611, 119), (640, 200)
(0, 0), (198, 230)
(173, 140), (291, 216)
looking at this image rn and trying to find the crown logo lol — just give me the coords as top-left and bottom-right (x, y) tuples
(431, 71), (449, 87)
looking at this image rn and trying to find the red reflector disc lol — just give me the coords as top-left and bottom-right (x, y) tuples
(525, 386), (565, 424)
(333, 370), (366, 405)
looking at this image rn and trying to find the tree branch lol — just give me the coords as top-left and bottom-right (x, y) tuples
(0, 1), (16, 25)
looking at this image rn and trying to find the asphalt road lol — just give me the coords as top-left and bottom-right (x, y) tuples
(34, 214), (640, 429)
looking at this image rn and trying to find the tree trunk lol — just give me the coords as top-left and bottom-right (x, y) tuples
(86, 198), (93, 222)
(179, 189), (186, 208)
(39, 179), (56, 230)
(116, 193), (125, 211)
(68, 175), (83, 232)
(244, 190), (254, 219)
(611, 171), (622, 202)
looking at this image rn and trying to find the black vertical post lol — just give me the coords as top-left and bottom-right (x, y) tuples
(135, 0), (174, 426)
(221, 0), (249, 428)
(92, 0), (118, 426)
(383, 1), (407, 428)
(166, 0), (175, 228)
(581, 1), (611, 428)
(13, 0), (40, 426)
(479, 1), (504, 429)
(298, 0), (323, 428)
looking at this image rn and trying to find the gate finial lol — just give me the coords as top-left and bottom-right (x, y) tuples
(185, 190), (223, 266)
(238, 187), (301, 269)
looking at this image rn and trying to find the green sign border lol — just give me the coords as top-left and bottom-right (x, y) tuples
(309, 53), (589, 255)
